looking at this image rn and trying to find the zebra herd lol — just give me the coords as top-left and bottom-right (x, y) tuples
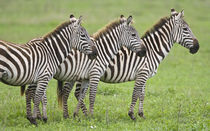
(0, 9), (199, 126)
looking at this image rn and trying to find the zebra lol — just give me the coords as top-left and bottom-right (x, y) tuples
(56, 9), (199, 120)
(21, 15), (147, 119)
(0, 14), (97, 125)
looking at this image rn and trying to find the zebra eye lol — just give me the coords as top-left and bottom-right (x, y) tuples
(131, 33), (136, 37)
(183, 28), (188, 31)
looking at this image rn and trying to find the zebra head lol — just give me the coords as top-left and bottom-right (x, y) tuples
(69, 15), (97, 60)
(119, 15), (146, 57)
(171, 9), (199, 54)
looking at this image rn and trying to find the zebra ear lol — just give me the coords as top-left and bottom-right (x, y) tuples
(120, 15), (124, 18)
(181, 9), (184, 17)
(120, 15), (126, 22)
(76, 16), (83, 25)
(171, 8), (177, 15)
(127, 16), (133, 26)
(175, 10), (184, 20)
(69, 14), (77, 22)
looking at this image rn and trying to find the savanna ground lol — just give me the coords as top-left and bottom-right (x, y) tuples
(0, 0), (209, 130)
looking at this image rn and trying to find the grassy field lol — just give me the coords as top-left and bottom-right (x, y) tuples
(0, 0), (209, 130)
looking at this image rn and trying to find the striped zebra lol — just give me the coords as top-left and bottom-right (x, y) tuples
(56, 9), (199, 120)
(0, 15), (97, 125)
(21, 15), (146, 119)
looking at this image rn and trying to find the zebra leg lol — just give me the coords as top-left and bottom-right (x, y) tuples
(25, 86), (33, 121)
(62, 81), (75, 119)
(89, 77), (100, 115)
(25, 85), (42, 122)
(26, 84), (48, 122)
(138, 85), (146, 119)
(42, 90), (47, 122)
(73, 80), (89, 117)
(75, 82), (88, 115)
(128, 73), (147, 120)
(31, 86), (42, 120)
(31, 81), (48, 125)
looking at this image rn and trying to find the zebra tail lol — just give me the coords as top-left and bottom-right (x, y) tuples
(57, 80), (63, 109)
(21, 85), (26, 96)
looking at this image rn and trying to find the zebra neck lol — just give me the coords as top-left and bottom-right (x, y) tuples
(143, 21), (174, 63)
(95, 33), (121, 67)
(42, 32), (70, 68)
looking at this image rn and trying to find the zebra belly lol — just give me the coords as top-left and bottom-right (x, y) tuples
(100, 69), (136, 83)
(101, 77), (135, 83)
(54, 73), (89, 82)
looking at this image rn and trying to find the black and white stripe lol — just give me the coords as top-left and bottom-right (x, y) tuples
(59, 9), (199, 120)
(23, 15), (146, 119)
(0, 15), (96, 125)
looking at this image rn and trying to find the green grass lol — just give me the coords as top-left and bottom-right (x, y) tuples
(0, 0), (209, 130)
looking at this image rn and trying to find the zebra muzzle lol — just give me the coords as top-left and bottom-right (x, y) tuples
(136, 47), (146, 57)
(190, 39), (199, 54)
(88, 47), (98, 60)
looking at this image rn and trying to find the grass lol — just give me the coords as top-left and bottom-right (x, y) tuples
(0, 0), (209, 130)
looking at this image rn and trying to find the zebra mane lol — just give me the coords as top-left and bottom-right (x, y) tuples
(141, 15), (172, 38)
(27, 37), (43, 43)
(42, 21), (75, 40)
(92, 19), (124, 40)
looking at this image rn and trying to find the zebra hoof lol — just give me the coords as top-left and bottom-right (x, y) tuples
(43, 117), (48, 123)
(138, 112), (146, 119)
(73, 112), (78, 118)
(128, 111), (136, 121)
(84, 112), (88, 117)
(37, 115), (42, 120)
(63, 114), (69, 119)
(27, 116), (31, 121)
(29, 117), (38, 126)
